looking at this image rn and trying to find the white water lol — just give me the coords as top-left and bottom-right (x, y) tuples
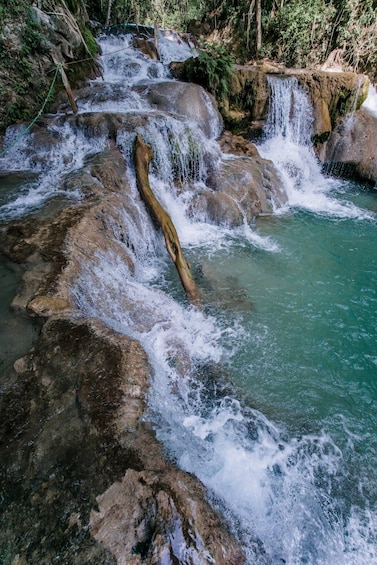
(258, 76), (373, 220)
(362, 83), (377, 117)
(0, 122), (108, 217)
(2, 31), (377, 563)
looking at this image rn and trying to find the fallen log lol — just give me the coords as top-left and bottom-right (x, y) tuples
(134, 134), (201, 307)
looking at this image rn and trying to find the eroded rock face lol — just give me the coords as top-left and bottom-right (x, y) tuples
(0, 2), (99, 133)
(320, 108), (377, 183)
(0, 316), (148, 565)
(91, 468), (244, 565)
(192, 131), (286, 227)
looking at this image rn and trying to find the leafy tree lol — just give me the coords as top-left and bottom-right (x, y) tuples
(263, 0), (336, 66)
(83, 0), (377, 79)
(337, 0), (377, 74)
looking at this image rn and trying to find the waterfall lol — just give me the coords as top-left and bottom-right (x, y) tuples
(70, 35), (375, 564)
(362, 82), (377, 117)
(257, 76), (371, 218)
(1, 30), (376, 565)
(264, 76), (314, 145)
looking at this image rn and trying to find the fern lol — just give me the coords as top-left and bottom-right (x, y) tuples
(184, 42), (235, 101)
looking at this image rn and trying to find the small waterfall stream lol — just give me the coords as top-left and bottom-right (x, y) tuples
(258, 76), (373, 219)
(1, 31), (377, 565)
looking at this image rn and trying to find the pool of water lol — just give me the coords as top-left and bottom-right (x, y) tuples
(173, 180), (377, 563)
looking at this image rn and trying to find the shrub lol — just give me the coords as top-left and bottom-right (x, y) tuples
(263, 0), (336, 67)
(184, 42), (235, 101)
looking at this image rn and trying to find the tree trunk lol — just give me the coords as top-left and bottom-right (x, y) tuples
(105, 0), (113, 26)
(134, 135), (201, 307)
(246, 0), (256, 51)
(132, 0), (139, 31)
(256, 0), (262, 54)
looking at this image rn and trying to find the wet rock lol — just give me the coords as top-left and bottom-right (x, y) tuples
(27, 295), (71, 317)
(190, 189), (244, 227)
(135, 80), (223, 138)
(294, 70), (369, 135)
(133, 37), (159, 60)
(320, 107), (377, 183)
(219, 130), (260, 157)
(0, 316), (148, 564)
(67, 111), (150, 140)
(91, 468), (245, 565)
(187, 130), (286, 226)
(0, 141), (246, 563)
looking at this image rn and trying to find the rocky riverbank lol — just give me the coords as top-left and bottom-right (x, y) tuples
(0, 145), (246, 564)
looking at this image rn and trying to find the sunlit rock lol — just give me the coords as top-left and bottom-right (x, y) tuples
(91, 468), (245, 565)
(135, 80), (223, 138)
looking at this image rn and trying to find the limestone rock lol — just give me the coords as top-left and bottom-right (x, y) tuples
(219, 130), (260, 157)
(0, 316), (150, 564)
(27, 295), (71, 317)
(133, 37), (159, 60)
(187, 129), (287, 226)
(321, 107), (377, 183)
(190, 189), (245, 227)
(91, 468), (245, 565)
(135, 80), (223, 138)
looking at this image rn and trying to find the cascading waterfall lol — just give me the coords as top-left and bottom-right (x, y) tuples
(258, 76), (373, 218)
(264, 76), (314, 145)
(72, 34), (377, 564)
(0, 122), (108, 218)
(1, 30), (376, 565)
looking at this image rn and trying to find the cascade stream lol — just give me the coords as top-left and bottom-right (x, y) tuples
(1, 31), (377, 564)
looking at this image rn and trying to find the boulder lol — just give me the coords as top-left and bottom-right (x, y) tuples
(320, 107), (377, 183)
(189, 153), (286, 227)
(133, 37), (159, 60)
(134, 80), (223, 138)
(91, 467), (245, 565)
(185, 130), (286, 227)
(219, 130), (260, 157)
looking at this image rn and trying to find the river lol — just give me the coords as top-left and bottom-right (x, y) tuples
(1, 30), (377, 564)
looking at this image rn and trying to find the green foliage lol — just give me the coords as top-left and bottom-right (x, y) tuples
(337, 0), (377, 74)
(66, 0), (78, 12)
(184, 43), (235, 101)
(82, 0), (377, 79)
(81, 26), (99, 56)
(86, 0), (206, 30)
(22, 20), (45, 55)
(263, 0), (336, 67)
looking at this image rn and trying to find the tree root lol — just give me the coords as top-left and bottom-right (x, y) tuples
(134, 134), (201, 307)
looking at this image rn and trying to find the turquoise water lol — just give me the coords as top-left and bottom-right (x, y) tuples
(216, 186), (377, 437)
(178, 181), (377, 562)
